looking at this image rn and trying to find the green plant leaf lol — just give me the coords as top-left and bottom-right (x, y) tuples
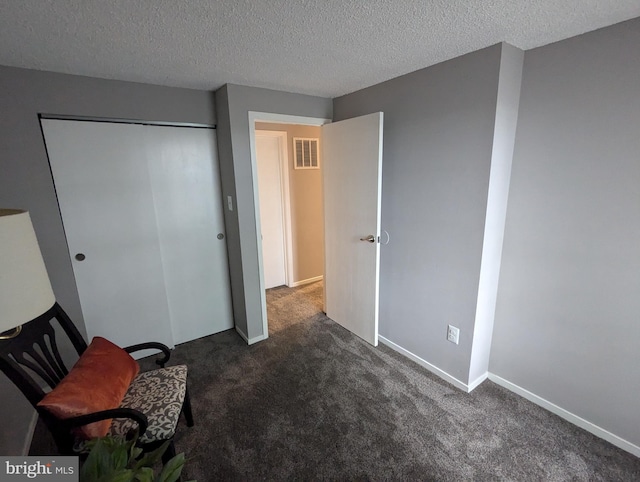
(81, 438), (116, 480)
(83, 438), (99, 452)
(156, 453), (185, 482)
(127, 428), (141, 449)
(123, 435), (137, 463)
(133, 467), (154, 482)
(132, 440), (171, 470)
(112, 445), (129, 471)
(102, 468), (134, 482)
(80, 443), (100, 480)
(80, 433), (192, 482)
(130, 447), (144, 461)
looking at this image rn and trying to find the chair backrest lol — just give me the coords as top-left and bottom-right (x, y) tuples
(0, 303), (87, 408)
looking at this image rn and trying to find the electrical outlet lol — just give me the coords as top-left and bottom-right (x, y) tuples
(447, 325), (460, 345)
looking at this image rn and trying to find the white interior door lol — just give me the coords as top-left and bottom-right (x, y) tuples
(322, 112), (383, 346)
(42, 119), (233, 350)
(256, 133), (287, 289)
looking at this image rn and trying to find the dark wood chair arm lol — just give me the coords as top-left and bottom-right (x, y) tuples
(123, 342), (171, 367)
(62, 408), (149, 437)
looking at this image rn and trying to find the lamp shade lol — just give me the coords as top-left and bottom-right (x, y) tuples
(0, 209), (55, 332)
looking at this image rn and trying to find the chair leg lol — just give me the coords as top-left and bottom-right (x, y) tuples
(182, 386), (194, 427)
(161, 439), (177, 466)
(161, 440), (182, 482)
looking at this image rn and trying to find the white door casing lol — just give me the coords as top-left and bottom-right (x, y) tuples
(322, 112), (384, 346)
(249, 112), (331, 341)
(256, 132), (287, 289)
(42, 119), (233, 351)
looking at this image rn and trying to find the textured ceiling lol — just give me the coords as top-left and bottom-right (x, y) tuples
(0, 1), (638, 98)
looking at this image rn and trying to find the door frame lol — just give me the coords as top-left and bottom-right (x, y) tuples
(255, 129), (291, 288)
(248, 112), (331, 338)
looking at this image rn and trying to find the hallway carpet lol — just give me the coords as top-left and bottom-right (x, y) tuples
(31, 281), (640, 480)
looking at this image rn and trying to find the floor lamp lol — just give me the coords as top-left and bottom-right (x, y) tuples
(0, 209), (56, 340)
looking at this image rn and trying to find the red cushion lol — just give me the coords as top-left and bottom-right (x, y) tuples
(37, 337), (140, 439)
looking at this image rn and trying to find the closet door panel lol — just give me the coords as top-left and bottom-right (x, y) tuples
(145, 126), (234, 344)
(42, 119), (174, 350)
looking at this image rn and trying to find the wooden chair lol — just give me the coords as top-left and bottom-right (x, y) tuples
(0, 302), (193, 463)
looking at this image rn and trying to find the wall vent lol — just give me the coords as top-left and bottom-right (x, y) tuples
(293, 138), (319, 169)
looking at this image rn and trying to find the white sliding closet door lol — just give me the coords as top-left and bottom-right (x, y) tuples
(42, 119), (233, 351)
(145, 125), (233, 344)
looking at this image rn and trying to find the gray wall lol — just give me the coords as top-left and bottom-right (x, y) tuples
(0, 65), (216, 454)
(215, 84), (332, 341)
(491, 18), (640, 448)
(255, 122), (324, 284)
(333, 45), (503, 384)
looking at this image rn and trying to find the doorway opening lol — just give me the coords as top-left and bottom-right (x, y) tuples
(252, 118), (327, 334)
(249, 111), (384, 347)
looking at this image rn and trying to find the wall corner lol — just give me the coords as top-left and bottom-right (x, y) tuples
(468, 43), (524, 382)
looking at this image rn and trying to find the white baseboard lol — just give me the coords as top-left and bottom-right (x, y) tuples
(488, 373), (640, 458)
(247, 333), (268, 345)
(468, 372), (489, 392)
(378, 335), (481, 393)
(235, 326), (268, 345)
(288, 275), (323, 288)
(22, 411), (39, 456)
(235, 326), (249, 343)
(375, 336), (639, 456)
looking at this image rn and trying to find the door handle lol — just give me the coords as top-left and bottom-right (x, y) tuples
(359, 235), (376, 243)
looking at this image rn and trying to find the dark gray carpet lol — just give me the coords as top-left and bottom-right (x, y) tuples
(31, 281), (640, 480)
